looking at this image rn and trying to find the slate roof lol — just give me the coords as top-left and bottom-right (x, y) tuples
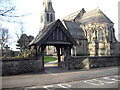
(29, 19), (77, 46)
(61, 8), (85, 21)
(63, 20), (86, 39)
(29, 21), (55, 46)
(79, 8), (113, 24)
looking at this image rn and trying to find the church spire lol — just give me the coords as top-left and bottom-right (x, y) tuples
(43, 0), (55, 13)
(40, 0), (55, 29)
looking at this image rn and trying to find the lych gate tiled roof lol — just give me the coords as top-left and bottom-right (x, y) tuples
(79, 8), (113, 24)
(29, 21), (55, 46)
(29, 19), (77, 46)
(63, 20), (86, 39)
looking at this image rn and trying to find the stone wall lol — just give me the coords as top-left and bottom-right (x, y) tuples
(2, 58), (43, 76)
(114, 42), (120, 55)
(69, 56), (120, 70)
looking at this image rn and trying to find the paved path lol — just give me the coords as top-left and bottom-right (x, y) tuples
(44, 60), (58, 67)
(2, 66), (119, 89)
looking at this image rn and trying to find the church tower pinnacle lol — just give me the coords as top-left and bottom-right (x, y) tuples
(40, 0), (55, 29)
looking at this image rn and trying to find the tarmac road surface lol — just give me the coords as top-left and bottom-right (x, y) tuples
(2, 66), (119, 89)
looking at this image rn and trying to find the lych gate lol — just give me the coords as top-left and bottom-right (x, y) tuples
(29, 19), (77, 70)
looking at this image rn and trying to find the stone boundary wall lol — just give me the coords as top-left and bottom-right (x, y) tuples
(69, 56), (120, 70)
(1, 58), (43, 76)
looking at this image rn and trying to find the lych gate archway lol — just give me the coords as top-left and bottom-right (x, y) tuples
(29, 19), (77, 70)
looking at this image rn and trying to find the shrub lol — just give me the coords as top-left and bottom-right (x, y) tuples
(20, 49), (35, 58)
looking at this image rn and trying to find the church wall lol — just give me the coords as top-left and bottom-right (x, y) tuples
(72, 39), (88, 56)
(45, 46), (57, 55)
(114, 42), (120, 55)
(81, 22), (117, 56)
(40, 12), (46, 29)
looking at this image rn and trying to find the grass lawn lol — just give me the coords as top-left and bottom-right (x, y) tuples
(44, 56), (57, 63)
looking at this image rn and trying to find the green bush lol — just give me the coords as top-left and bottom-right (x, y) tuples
(20, 49), (35, 58)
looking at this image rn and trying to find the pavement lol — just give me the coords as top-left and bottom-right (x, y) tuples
(2, 66), (119, 89)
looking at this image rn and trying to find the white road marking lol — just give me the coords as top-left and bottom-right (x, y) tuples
(43, 85), (54, 90)
(109, 75), (120, 81)
(25, 86), (38, 90)
(102, 77), (116, 83)
(57, 83), (71, 88)
(84, 79), (105, 86)
(84, 75), (119, 86)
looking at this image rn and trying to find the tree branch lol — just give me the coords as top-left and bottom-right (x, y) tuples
(0, 7), (15, 16)
(0, 6), (31, 18)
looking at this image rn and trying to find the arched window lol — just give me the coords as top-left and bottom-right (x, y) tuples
(50, 14), (53, 22)
(47, 13), (49, 21)
(87, 28), (92, 42)
(108, 27), (113, 42)
(98, 26), (103, 42)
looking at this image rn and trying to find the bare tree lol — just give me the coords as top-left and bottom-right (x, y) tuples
(0, 0), (31, 23)
(0, 28), (10, 56)
(15, 22), (25, 39)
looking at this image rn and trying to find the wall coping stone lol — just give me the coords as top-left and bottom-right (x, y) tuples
(1, 58), (37, 61)
(71, 55), (120, 58)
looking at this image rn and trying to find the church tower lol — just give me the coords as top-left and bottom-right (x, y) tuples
(40, 0), (55, 29)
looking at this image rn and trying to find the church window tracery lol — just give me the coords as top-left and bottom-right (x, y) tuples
(47, 13), (49, 21)
(50, 14), (53, 22)
(98, 26), (103, 42)
(108, 27), (113, 42)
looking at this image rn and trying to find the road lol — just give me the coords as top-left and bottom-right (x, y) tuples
(2, 66), (119, 89)
(25, 75), (119, 89)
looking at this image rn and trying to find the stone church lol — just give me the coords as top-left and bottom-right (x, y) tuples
(35, 0), (119, 56)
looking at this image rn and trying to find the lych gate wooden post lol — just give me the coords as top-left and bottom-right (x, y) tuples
(40, 45), (46, 70)
(65, 45), (72, 70)
(56, 47), (61, 67)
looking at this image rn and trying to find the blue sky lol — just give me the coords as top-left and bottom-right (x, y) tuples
(0, 0), (119, 50)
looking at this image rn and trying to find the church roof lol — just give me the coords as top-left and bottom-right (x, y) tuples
(61, 8), (86, 21)
(29, 19), (77, 46)
(63, 20), (86, 39)
(80, 8), (114, 24)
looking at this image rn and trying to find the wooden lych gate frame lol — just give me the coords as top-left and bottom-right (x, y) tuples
(29, 19), (77, 70)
